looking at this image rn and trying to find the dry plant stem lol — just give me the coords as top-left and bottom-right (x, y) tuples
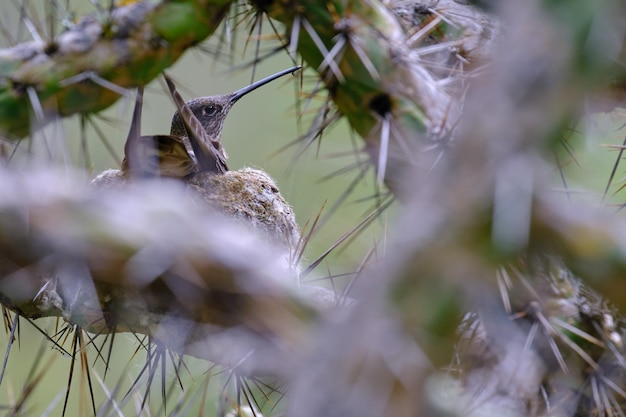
(0, 0), (234, 138)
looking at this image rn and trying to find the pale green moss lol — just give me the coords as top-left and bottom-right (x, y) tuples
(186, 168), (300, 249)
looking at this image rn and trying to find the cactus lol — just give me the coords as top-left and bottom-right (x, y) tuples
(0, 0), (626, 416)
(0, 0), (234, 138)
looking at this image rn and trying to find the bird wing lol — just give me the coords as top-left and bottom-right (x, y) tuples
(123, 134), (197, 178)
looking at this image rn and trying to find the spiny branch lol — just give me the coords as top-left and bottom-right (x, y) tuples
(0, 0), (234, 139)
(0, 167), (331, 376)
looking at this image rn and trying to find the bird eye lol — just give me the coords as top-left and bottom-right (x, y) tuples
(203, 105), (219, 116)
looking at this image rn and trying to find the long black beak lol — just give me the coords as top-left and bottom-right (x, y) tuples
(230, 66), (301, 104)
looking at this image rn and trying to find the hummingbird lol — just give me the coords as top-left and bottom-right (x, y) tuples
(123, 66), (301, 178)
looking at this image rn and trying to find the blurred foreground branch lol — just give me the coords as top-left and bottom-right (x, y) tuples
(0, 167), (330, 376)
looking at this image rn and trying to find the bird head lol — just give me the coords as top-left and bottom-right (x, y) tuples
(167, 66), (301, 174)
(169, 66), (302, 143)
